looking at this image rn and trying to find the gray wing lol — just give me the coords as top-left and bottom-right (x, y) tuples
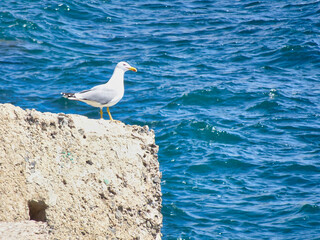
(75, 85), (117, 105)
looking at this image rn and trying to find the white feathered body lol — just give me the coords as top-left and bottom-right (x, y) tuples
(63, 67), (125, 108)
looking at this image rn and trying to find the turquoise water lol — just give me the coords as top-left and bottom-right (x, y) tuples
(1, 1), (320, 239)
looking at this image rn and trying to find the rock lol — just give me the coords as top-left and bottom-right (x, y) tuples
(0, 221), (49, 240)
(0, 103), (162, 239)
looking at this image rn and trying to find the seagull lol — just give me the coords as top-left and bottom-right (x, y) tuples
(62, 61), (137, 120)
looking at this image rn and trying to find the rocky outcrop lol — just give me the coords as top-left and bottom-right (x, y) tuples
(0, 221), (49, 240)
(0, 104), (162, 240)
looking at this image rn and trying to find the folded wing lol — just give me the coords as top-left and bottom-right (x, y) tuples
(75, 86), (118, 105)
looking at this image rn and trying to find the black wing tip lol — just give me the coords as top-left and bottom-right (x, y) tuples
(61, 92), (75, 98)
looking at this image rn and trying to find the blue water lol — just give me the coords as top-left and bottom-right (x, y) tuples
(1, 0), (320, 239)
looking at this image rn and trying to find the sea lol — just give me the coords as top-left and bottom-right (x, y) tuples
(1, 0), (320, 239)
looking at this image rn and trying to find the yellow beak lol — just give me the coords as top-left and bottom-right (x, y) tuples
(128, 67), (137, 72)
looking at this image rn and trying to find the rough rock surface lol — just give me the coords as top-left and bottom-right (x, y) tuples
(0, 103), (162, 240)
(0, 221), (49, 240)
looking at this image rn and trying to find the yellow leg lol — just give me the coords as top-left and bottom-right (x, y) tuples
(100, 108), (103, 119)
(107, 107), (113, 121)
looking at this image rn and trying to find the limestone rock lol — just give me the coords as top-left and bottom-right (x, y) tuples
(0, 103), (162, 239)
(0, 221), (49, 240)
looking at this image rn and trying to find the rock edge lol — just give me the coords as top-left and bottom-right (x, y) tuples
(0, 103), (162, 240)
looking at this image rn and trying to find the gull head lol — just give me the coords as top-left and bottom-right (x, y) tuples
(116, 61), (137, 72)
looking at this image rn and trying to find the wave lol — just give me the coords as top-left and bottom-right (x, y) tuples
(173, 119), (244, 144)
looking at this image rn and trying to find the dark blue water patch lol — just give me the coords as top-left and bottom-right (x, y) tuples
(227, 53), (252, 62)
(192, 157), (256, 173)
(256, 165), (320, 190)
(0, 88), (15, 104)
(282, 175), (313, 186)
(240, 121), (287, 138)
(273, 120), (320, 137)
(277, 162), (320, 174)
(172, 86), (252, 107)
(244, 193), (279, 203)
(296, 133), (320, 145)
(246, 99), (284, 113)
(244, 1), (263, 8)
(298, 204), (320, 215)
(185, 157), (257, 177)
(283, 1), (320, 9)
(173, 119), (244, 144)
(265, 43), (320, 68)
(185, 163), (214, 175)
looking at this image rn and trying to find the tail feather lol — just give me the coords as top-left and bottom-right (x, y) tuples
(61, 92), (76, 99)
